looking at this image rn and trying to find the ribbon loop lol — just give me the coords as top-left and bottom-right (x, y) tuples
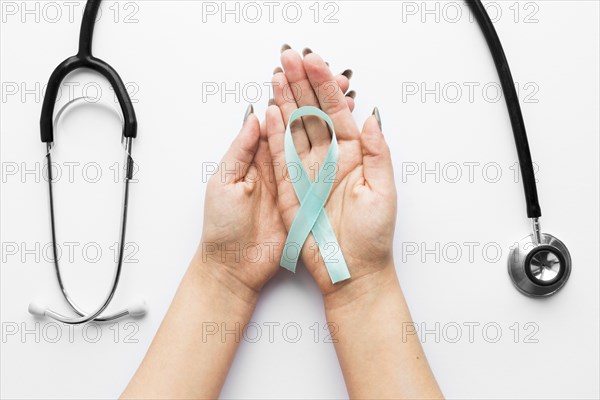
(280, 106), (351, 283)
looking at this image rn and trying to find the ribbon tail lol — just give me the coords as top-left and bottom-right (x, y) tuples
(311, 210), (351, 283)
(280, 191), (324, 271)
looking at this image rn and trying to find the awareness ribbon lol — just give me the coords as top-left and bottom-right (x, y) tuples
(280, 106), (351, 283)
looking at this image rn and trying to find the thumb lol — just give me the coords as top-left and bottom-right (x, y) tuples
(360, 108), (395, 194)
(220, 106), (260, 184)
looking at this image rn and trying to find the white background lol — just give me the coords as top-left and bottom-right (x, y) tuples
(1, 1), (599, 398)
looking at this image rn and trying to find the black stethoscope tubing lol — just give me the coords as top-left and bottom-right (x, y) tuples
(40, 0), (136, 144)
(467, 0), (541, 219)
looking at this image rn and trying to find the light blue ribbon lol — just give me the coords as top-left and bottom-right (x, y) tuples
(280, 106), (351, 284)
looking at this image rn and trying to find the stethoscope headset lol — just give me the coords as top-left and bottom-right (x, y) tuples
(29, 0), (571, 325)
(29, 0), (144, 324)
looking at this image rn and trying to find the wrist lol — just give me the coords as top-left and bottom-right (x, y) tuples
(189, 250), (260, 314)
(323, 260), (399, 313)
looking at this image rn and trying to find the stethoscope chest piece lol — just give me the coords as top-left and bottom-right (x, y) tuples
(508, 227), (571, 297)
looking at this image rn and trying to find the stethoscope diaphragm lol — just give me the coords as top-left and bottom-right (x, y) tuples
(508, 227), (571, 297)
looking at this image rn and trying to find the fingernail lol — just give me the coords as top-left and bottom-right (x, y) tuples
(273, 66), (283, 75)
(268, 98), (276, 107)
(346, 90), (356, 99)
(281, 44), (291, 53)
(341, 69), (353, 80)
(302, 48), (312, 57)
(372, 107), (382, 131)
(243, 104), (254, 123)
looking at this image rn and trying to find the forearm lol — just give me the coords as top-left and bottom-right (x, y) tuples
(325, 266), (443, 399)
(121, 254), (257, 399)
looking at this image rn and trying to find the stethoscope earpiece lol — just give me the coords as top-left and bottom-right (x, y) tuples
(508, 219), (571, 297)
(126, 299), (148, 318)
(28, 302), (48, 317)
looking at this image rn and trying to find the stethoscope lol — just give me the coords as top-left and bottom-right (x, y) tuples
(468, 0), (571, 296)
(28, 0), (146, 324)
(29, 0), (571, 324)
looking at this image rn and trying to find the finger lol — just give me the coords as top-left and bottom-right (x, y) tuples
(252, 118), (277, 195)
(346, 96), (355, 112)
(303, 53), (359, 141)
(220, 111), (260, 184)
(345, 90), (356, 113)
(283, 65), (351, 95)
(335, 73), (351, 97)
(265, 105), (287, 187)
(254, 119), (270, 166)
(335, 74), (355, 112)
(272, 69), (311, 155)
(266, 105), (300, 227)
(360, 110), (395, 194)
(281, 48), (330, 147)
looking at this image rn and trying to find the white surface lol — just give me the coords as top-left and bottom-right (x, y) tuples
(1, 1), (599, 398)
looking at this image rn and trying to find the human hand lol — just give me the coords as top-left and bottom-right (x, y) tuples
(196, 106), (287, 305)
(265, 47), (398, 308)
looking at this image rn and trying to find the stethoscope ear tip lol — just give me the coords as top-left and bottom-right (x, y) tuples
(28, 302), (47, 317)
(127, 299), (147, 318)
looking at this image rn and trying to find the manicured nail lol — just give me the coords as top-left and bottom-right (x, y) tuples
(243, 104), (254, 123)
(281, 44), (291, 53)
(273, 66), (283, 75)
(302, 48), (312, 57)
(268, 98), (276, 106)
(341, 69), (353, 80)
(346, 90), (356, 99)
(372, 107), (382, 131)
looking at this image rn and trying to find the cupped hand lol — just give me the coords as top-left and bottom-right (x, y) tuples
(266, 48), (398, 305)
(198, 108), (287, 303)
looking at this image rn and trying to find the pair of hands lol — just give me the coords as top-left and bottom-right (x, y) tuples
(123, 46), (442, 400)
(199, 46), (398, 309)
